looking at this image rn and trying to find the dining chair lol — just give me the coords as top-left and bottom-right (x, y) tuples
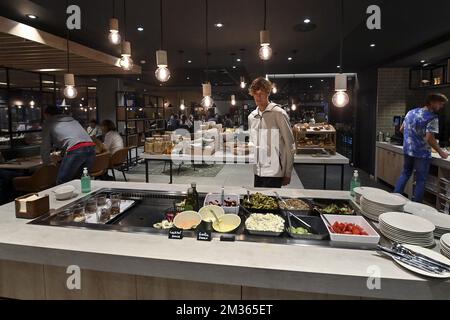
(109, 148), (129, 182)
(13, 164), (59, 193)
(90, 152), (111, 179)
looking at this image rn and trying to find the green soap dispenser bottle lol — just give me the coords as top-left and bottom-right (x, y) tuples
(81, 167), (91, 193)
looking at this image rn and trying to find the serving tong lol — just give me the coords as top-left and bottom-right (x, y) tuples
(274, 192), (317, 235)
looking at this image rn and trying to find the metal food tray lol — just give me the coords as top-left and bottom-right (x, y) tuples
(278, 198), (313, 216)
(311, 199), (357, 216)
(286, 214), (330, 241)
(246, 229), (285, 237)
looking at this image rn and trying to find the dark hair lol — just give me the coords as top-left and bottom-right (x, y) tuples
(249, 77), (272, 95)
(44, 105), (62, 116)
(89, 119), (97, 125)
(425, 93), (449, 105)
(101, 119), (116, 132)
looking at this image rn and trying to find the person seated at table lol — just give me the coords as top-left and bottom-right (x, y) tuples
(41, 105), (96, 184)
(99, 120), (124, 155)
(87, 119), (102, 139)
(24, 120), (43, 145)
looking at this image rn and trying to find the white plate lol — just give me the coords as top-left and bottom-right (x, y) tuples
(354, 187), (388, 196)
(441, 233), (450, 248)
(379, 212), (435, 234)
(392, 245), (450, 279)
(362, 193), (408, 207)
(408, 211), (450, 231)
(404, 202), (439, 215)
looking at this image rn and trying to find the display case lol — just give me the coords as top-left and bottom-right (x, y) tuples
(293, 123), (336, 155)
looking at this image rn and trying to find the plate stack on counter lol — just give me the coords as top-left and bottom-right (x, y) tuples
(440, 234), (450, 259)
(353, 187), (388, 205)
(404, 202), (450, 238)
(379, 212), (436, 247)
(360, 191), (407, 221)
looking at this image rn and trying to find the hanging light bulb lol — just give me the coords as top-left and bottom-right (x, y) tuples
(108, 18), (121, 45)
(64, 74), (78, 99)
(332, 73), (349, 108)
(231, 95), (236, 106)
(240, 76), (247, 89)
(272, 83), (277, 94)
(119, 41), (134, 71)
(29, 100), (35, 108)
(259, 30), (273, 61)
(155, 50), (171, 82)
(180, 99), (186, 111)
(291, 102), (297, 111)
(201, 82), (214, 109)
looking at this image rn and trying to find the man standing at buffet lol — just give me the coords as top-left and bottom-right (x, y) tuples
(248, 77), (295, 188)
(395, 93), (449, 203)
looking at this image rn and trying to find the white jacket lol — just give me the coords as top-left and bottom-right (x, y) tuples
(248, 103), (295, 178)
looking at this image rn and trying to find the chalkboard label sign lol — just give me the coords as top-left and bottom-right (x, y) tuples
(168, 228), (183, 240)
(197, 230), (212, 242)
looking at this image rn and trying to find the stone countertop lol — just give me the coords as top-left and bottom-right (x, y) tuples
(0, 180), (449, 300)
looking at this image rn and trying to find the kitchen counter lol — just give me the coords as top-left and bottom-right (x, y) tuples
(0, 180), (449, 300)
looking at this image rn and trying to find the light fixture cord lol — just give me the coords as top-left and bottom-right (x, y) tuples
(66, 0), (70, 73)
(112, 0), (116, 18)
(123, 0), (127, 39)
(205, 0), (209, 82)
(264, 0), (267, 30)
(339, 0), (344, 73)
(160, 0), (164, 49)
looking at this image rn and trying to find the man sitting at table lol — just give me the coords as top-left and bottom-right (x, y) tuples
(41, 105), (96, 184)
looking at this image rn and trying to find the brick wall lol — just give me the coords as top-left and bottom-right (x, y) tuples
(376, 68), (410, 135)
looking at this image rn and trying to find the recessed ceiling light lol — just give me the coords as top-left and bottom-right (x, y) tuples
(137, 27), (144, 31)
(420, 60), (426, 63)
(188, 60), (192, 64)
(26, 14), (38, 19)
(232, 66), (237, 69)
(304, 18), (311, 24)
(310, 85), (313, 88)
(137, 78), (140, 81)
(370, 43), (376, 47)
(214, 23), (224, 28)
(288, 57), (293, 61)
(321, 79), (324, 82)
(337, 65), (341, 68)
(186, 76), (190, 80)
(140, 60), (146, 64)
(236, 58), (241, 62)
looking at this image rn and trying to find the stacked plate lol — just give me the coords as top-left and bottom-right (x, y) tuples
(360, 192), (407, 221)
(441, 234), (450, 259)
(404, 202), (450, 238)
(353, 187), (388, 205)
(379, 212), (436, 247)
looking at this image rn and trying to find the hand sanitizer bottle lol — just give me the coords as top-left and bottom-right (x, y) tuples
(81, 167), (91, 193)
(350, 170), (361, 197)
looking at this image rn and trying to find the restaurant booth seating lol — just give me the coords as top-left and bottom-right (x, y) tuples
(13, 164), (58, 194)
(109, 148), (129, 182)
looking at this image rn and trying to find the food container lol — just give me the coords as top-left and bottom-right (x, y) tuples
(311, 199), (357, 216)
(286, 214), (329, 240)
(279, 198), (313, 216)
(245, 213), (286, 237)
(321, 214), (380, 246)
(241, 194), (280, 214)
(204, 193), (239, 214)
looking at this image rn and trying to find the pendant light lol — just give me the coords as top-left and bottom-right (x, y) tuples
(119, 0), (134, 71)
(155, 0), (171, 82)
(240, 76), (247, 89)
(332, 0), (349, 108)
(180, 99), (186, 111)
(201, 0), (214, 109)
(64, 0), (77, 99)
(259, 0), (273, 61)
(291, 99), (297, 111)
(108, 0), (121, 45)
(272, 83), (277, 94)
(231, 95), (236, 106)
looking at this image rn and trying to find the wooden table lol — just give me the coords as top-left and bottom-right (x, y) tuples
(0, 156), (43, 171)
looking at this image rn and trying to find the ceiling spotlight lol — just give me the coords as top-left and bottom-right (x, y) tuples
(26, 14), (38, 19)
(288, 57), (293, 61)
(180, 99), (186, 111)
(240, 76), (247, 89)
(370, 43), (376, 47)
(310, 85), (313, 89)
(232, 66), (237, 69)
(214, 23), (224, 28)
(186, 76), (190, 80)
(188, 60), (192, 64)
(237, 58), (241, 62)
(140, 60), (146, 64)
(321, 79), (324, 82)
(231, 95), (236, 106)
(304, 18), (311, 24)
(337, 65), (341, 69)
(291, 103), (297, 111)
(137, 27), (144, 31)
(420, 60), (426, 63)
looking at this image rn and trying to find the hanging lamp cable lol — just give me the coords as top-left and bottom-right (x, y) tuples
(160, 0), (164, 49)
(339, 0), (344, 73)
(205, 0), (209, 82)
(263, 0), (267, 30)
(123, 0), (127, 39)
(112, 0), (116, 18)
(66, 0), (70, 73)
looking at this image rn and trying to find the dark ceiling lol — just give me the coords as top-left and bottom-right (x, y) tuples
(1, 0), (450, 87)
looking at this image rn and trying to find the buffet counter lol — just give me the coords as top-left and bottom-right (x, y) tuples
(0, 180), (449, 300)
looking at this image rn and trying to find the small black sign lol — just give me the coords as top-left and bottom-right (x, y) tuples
(197, 230), (212, 242)
(168, 228), (183, 240)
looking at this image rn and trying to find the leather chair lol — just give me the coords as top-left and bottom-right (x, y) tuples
(90, 152), (111, 179)
(13, 164), (58, 193)
(109, 148), (129, 182)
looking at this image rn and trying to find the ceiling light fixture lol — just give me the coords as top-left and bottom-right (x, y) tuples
(258, 0), (273, 61)
(201, 0), (214, 109)
(291, 100), (297, 111)
(232, 65), (236, 69)
(332, 0), (349, 108)
(64, 0), (77, 100)
(214, 23), (224, 28)
(180, 99), (186, 111)
(108, 0), (121, 45)
(119, 0), (134, 70)
(272, 83), (277, 94)
(188, 60), (192, 63)
(26, 14), (38, 19)
(304, 18), (311, 24)
(420, 60), (426, 63)
(240, 76), (247, 89)
(137, 26), (144, 31)
(288, 57), (293, 61)
(155, 0), (171, 82)
(370, 43), (376, 47)
(231, 95), (236, 106)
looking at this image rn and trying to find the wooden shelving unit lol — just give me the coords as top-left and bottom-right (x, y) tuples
(116, 91), (166, 165)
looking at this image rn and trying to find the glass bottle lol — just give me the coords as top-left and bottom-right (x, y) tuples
(81, 167), (91, 193)
(350, 170), (361, 197)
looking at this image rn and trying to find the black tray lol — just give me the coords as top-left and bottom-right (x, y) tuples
(241, 196), (280, 215)
(310, 199), (357, 216)
(286, 214), (330, 240)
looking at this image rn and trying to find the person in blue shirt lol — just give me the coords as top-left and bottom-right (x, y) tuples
(394, 93), (449, 203)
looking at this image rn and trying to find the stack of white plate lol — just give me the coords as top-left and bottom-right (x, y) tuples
(360, 192), (407, 221)
(379, 212), (436, 247)
(441, 234), (450, 259)
(353, 187), (388, 205)
(404, 202), (450, 238)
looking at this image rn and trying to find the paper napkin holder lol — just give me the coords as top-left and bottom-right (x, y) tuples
(15, 193), (50, 219)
